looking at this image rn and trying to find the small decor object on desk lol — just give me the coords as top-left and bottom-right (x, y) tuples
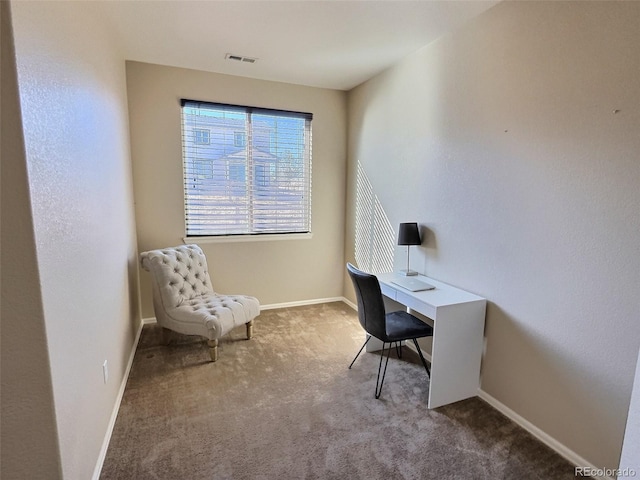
(398, 222), (421, 276)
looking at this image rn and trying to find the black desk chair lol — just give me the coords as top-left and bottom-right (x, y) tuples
(347, 263), (433, 399)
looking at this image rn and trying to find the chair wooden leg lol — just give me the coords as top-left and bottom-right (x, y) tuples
(246, 320), (254, 340)
(207, 339), (219, 362)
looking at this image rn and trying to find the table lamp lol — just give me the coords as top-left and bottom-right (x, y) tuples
(398, 222), (421, 276)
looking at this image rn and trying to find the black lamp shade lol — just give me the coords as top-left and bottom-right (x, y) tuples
(398, 222), (421, 246)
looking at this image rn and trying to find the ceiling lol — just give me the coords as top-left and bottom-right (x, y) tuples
(98, 1), (499, 91)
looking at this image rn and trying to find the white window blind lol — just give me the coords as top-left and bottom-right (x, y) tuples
(181, 100), (312, 237)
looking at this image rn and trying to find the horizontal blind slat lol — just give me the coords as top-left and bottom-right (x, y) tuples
(182, 101), (311, 236)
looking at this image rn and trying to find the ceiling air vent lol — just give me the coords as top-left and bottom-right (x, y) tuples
(225, 53), (258, 64)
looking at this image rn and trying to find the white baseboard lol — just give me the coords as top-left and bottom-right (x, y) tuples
(91, 319), (144, 480)
(94, 301), (608, 479)
(402, 338), (433, 363)
(142, 298), (352, 322)
(342, 297), (357, 311)
(141, 298), (349, 323)
(477, 389), (614, 480)
(260, 296), (345, 310)
(346, 297), (609, 479)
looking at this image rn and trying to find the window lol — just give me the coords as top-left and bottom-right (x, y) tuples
(181, 99), (312, 237)
(193, 128), (210, 145)
(228, 163), (246, 183)
(193, 159), (213, 179)
(234, 131), (246, 147)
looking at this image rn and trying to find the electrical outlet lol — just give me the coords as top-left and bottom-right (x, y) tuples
(102, 360), (108, 384)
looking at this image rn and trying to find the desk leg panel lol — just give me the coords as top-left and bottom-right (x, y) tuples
(428, 300), (486, 409)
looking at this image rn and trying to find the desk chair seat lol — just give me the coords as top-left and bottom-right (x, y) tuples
(347, 263), (433, 399)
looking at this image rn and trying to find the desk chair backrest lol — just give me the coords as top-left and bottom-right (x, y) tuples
(347, 263), (386, 340)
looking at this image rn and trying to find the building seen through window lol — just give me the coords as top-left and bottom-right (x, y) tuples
(181, 100), (312, 236)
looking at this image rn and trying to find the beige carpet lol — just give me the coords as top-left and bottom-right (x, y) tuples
(100, 302), (577, 479)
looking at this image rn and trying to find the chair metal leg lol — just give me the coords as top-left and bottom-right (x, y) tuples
(375, 342), (392, 399)
(207, 339), (219, 362)
(395, 342), (402, 359)
(412, 338), (431, 376)
(349, 336), (371, 369)
(246, 320), (254, 340)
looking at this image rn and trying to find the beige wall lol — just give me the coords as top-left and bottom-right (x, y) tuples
(0, 2), (62, 478)
(6, 0), (638, 475)
(9, 2), (140, 478)
(126, 62), (347, 317)
(345, 1), (640, 471)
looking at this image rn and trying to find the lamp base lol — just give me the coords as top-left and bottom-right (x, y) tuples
(399, 269), (418, 276)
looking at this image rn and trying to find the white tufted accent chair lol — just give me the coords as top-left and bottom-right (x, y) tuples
(140, 244), (260, 362)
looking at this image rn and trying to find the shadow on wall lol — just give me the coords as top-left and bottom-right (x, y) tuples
(355, 162), (395, 274)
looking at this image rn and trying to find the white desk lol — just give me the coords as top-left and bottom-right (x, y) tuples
(371, 273), (486, 409)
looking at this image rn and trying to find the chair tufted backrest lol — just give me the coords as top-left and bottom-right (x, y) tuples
(140, 244), (214, 308)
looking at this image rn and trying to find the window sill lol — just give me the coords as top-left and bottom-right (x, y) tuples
(183, 232), (313, 244)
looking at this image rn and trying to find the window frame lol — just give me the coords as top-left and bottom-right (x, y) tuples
(180, 99), (313, 241)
